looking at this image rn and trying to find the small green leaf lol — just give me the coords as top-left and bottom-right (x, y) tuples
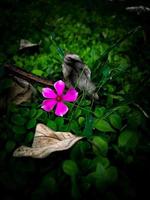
(80, 100), (91, 106)
(37, 111), (48, 122)
(70, 120), (79, 133)
(5, 140), (16, 152)
(94, 119), (115, 132)
(27, 118), (36, 129)
(24, 132), (34, 144)
(118, 105), (131, 114)
(71, 176), (81, 199)
(93, 136), (108, 155)
(74, 108), (82, 118)
(109, 113), (122, 129)
(55, 117), (64, 129)
(63, 160), (79, 176)
(93, 156), (110, 168)
(83, 115), (93, 137)
(95, 163), (107, 188)
(41, 174), (57, 192)
(32, 69), (43, 76)
(128, 110), (143, 128)
(106, 166), (118, 183)
(29, 108), (37, 118)
(47, 120), (57, 130)
(81, 159), (93, 171)
(102, 66), (110, 77)
(118, 130), (139, 149)
(35, 109), (44, 118)
(78, 117), (85, 126)
(19, 108), (30, 117)
(12, 125), (26, 134)
(11, 114), (26, 125)
(94, 107), (105, 118)
(12, 125), (26, 142)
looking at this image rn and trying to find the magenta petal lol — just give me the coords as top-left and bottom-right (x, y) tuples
(63, 88), (78, 102)
(54, 80), (65, 96)
(55, 102), (68, 116)
(42, 88), (57, 98)
(41, 99), (56, 112)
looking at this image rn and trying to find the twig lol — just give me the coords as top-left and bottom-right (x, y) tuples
(4, 64), (53, 86)
(126, 6), (150, 15)
(133, 103), (149, 118)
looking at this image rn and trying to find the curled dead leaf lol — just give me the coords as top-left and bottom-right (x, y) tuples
(9, 76), (36, 105)
(62, 54), (99, 100)
(0, 76), (36, 114)
(19, 39), (41, 54)
(13, 123), (83, 158)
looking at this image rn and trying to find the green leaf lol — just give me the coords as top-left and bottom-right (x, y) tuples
(55, 117), (64, 129)
(94, 119), (115, 132)
(70, 120), (79, 133)
(11, 114), (26, 125)
(19, 108), (30, 117)
(78, 117), (85, 126)
(94, 107), (105, 118)
(35, 109), (44, 119)
(106, 166), (118, 183)
(81, 159), (93, 171)
(24, 132), (34, 144)
(5, 140), (16, 152)
(93, 156), (110, 168)
(102, 66), (110, 78)
(83, 115), (93, 137)
(71, 176), (81, 199)
(80, 100), (91, 106)
(128, 110), (143, 128)
(74, 108), (82, 118)
(37, 111), (48, 122)
(63, 160), (79, 176)
(118, 105), (131, 114)
(109, 113), (122, 129)
(40, 174), (57, 192)
(93, 136), (108, 155)
(118, 130), (139, 150)
(95, 163), (108, 188)
(12, 125), (26, 134)
(12, 125), (26, 142)
(47, 120), (57, 130)
(32, 69), (43, 76)
(29, 108), (37, 118)
(27, 118), (37, 129)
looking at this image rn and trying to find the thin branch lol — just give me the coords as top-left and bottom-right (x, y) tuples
(4, 64), (53, 86)
(133, 103), (149, 118)
(126, 6), (150, 15)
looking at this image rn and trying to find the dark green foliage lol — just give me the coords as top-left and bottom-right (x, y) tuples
(0, 0), (150, 200)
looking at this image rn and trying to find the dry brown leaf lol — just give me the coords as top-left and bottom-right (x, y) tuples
(19, 39), (41, 54)
(0, 77), (36, 114)
(19, 39), (40, 50)
(13, 123), (83, 158)
(62, 54), (99, 99)
(9, 76), (36, 105)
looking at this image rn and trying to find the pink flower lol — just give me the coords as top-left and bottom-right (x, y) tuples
(41, 80), (78, 116)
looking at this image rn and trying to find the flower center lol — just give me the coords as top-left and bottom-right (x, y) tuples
(56, 96), (62, 102)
